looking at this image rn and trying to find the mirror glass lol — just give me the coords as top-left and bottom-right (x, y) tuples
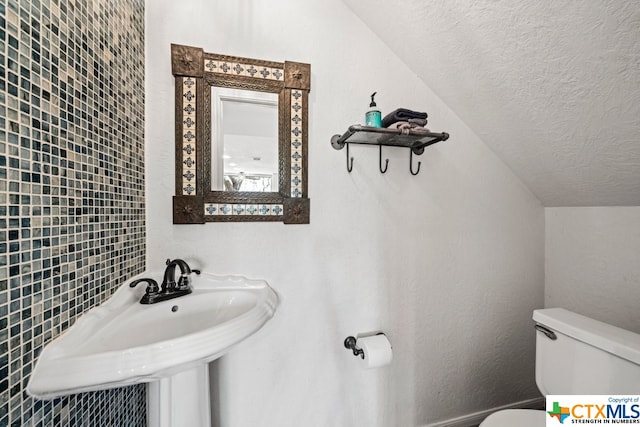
(211, 88), (279, 192)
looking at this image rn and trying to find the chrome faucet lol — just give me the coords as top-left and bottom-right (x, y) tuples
(129, 258), (201, 304)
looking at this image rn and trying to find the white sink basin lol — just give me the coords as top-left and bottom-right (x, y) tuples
(27, 271), (278, 399)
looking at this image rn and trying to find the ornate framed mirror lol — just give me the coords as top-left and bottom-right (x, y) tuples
(171, 44), (311, 224)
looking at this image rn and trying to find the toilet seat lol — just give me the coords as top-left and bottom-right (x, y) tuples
(479, 409), (545, 427)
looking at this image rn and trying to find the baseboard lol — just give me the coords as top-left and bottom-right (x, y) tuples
(423, 397), (545, 427)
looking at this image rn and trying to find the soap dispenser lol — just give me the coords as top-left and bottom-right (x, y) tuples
(365, 92), (382, 128)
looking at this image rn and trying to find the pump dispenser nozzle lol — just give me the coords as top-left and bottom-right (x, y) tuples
(366, 92), (382, 127)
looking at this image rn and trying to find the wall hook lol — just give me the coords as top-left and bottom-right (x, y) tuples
(379, 145), (389, 173)
(409, 150), (421, 175)
(346, 142), (354, 172)
(344, 336), (364, 359)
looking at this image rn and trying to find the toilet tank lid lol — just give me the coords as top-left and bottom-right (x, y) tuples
(533, 308), (640, 366)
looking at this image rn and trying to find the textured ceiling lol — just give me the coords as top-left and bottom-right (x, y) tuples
(344, 0), (640, 206)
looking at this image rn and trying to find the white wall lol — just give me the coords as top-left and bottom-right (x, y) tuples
(145, 1), (545, 425)
(546, 207), (640, 333)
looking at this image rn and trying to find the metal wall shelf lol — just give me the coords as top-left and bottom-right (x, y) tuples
(330, 125), (449, 175)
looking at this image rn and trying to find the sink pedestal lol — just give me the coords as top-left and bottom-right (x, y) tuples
(148, 364), (211, 427)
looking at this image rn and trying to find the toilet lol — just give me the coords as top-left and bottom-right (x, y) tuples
(480, 307), (640, 427)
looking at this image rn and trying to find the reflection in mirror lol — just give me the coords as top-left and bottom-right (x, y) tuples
(211, 88), (278, 192)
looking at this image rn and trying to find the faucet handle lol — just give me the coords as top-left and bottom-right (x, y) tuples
(177, 268), (201, 289)
(145, 280), (160, 295)
(129, 278), (160, 295)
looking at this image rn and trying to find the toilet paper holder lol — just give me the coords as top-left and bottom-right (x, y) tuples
(343, 336), (365, 359)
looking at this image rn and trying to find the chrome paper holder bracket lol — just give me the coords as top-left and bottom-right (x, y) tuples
(343, 336), (364, 359)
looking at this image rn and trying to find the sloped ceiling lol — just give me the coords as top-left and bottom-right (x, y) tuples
(344, 0), (640, 206)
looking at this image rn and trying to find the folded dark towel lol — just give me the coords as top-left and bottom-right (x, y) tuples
(382, 108), (428, 128)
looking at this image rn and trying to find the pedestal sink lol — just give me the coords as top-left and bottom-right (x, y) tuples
(27, 271), (278, 425)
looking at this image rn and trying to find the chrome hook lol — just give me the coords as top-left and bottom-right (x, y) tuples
(409, 150), (421, 175)
(346, 142), (354, 172)
(379, 145), (389, 173)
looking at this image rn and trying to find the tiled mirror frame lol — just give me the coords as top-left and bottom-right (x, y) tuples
(171, 44), (311, 224)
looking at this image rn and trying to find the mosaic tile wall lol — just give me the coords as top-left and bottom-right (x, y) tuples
(0, 0), (146, 425)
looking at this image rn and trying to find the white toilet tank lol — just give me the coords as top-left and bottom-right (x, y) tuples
(533, 308), (640, 395)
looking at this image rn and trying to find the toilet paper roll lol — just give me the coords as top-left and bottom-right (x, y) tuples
(357, 334), (392, 369)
